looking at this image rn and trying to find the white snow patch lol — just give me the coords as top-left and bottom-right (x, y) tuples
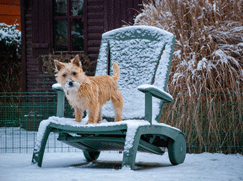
(172, 72), (183, 84)
(232, 26), (243, 32)
(213, 3), (217, 12)
(123, 121), (149, 153)
(197, 57), (208, 70)
(52, 83), (63, 90)
(237, 42), (243, 47)
(0, 152), (243, 181)
(173, 49), (181, 59)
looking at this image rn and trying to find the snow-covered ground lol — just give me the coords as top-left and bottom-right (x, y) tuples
(1, 119), (243, 181)
(1, 151), (242, 181)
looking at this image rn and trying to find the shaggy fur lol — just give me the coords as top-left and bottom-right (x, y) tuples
(54, 55), (123, 124)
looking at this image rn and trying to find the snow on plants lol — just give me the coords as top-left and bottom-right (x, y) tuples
(0, 23), (21, 46)
(133, 0), (243, 154)
(134, 0), (243, 93)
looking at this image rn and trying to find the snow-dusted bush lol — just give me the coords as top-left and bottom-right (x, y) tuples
(0, 23), (22, 92)
(0, 23), (21, 47)
(134, 0), (243, 154)
(134, 0), (243, 93)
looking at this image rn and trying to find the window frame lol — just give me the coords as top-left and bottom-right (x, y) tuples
(53, 0), (87, 53)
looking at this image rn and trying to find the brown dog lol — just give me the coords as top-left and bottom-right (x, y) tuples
(54, 55), (123, 124)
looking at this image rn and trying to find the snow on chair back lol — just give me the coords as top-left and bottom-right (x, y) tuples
(95, 26), (175, 122)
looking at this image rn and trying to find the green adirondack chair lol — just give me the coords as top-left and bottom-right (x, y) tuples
(31, 26), (186, 170)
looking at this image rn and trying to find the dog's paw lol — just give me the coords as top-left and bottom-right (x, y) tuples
(86, 120), (96, 124)
(74, 119), (82, 122)
(115, 119), (122, 122)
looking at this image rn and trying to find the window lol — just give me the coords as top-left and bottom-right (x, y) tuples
(54, 0), (84, 52)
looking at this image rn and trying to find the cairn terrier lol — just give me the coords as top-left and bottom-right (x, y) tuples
(54, 55), (123, 124)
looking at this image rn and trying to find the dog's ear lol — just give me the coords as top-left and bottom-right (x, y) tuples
(71, 54), (82, 68)
(54, 60), (65, 71)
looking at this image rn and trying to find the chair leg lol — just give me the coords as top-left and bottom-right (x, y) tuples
(31, 126), (52, 167)
(168, 133), (186, 165)
(122, 129), (141, 170)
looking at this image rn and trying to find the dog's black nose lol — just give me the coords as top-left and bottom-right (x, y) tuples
(69, 81), (73, 86)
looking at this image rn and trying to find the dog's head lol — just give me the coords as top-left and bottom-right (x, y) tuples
(54, 55), (85, 92)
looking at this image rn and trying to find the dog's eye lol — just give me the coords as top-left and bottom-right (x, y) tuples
(72, 72), (76, 76)
(63, 74), (66, 78)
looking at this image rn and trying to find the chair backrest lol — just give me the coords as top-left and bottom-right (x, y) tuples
(95, 26), (175, 122)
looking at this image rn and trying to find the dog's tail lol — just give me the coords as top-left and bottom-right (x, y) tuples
(112, 62), (120, 82)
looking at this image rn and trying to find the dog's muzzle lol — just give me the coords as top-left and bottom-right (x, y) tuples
(64, 81), (80, 92)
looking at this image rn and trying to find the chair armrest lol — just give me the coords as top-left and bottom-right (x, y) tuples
(137, 84), (173, 103)
(52, 83), (65, 117)
(52, 83), (63, 91)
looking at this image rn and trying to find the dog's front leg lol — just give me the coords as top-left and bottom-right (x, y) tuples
(97, 108), (102, 123)
(74, 108), (83, 122)
(86, 104), (99, 124)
